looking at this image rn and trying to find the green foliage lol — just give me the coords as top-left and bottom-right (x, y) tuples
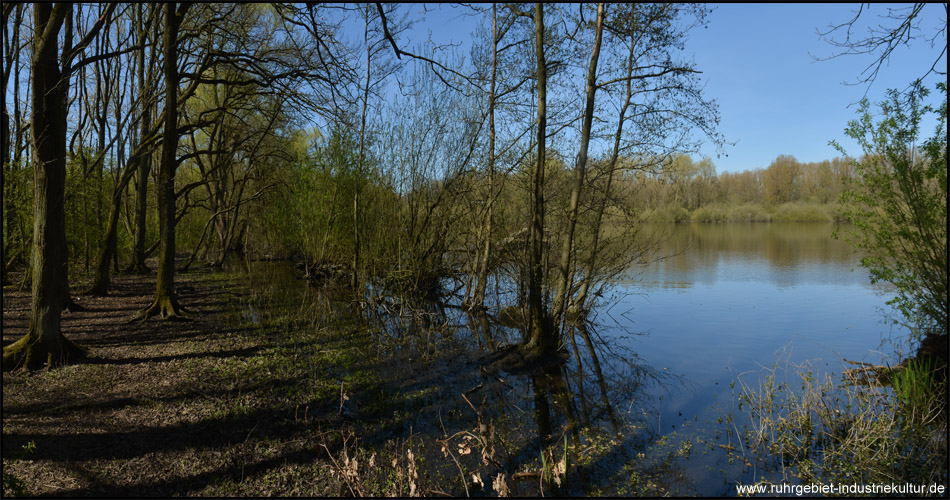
(690, 205), (729, 223)
(769, 202), (833, 222)
(727, 354), (947, 488)
(1, 160), (33, 270)
(762, 154), (801, 204)
(2, 441), (36, 497)
(728, 204), (772, 222)
(258, 127), (400, 273)
(891, 357), (940, 417)
(63, 149), (134, 280)
(645, 205), (691, 223)
(834, 82), (948, 338)
(623, 152), (854, 222)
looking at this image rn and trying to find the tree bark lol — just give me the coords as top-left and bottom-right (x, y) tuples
(3, 3), (85, 371)
(572, 35), (635, 315)
(130, 4), (155, 273)
(1, 5), (21, 286)
(551, 3), (605, 331)
(352, 8), (371, 291)
(526, 2), (552, 353)
(471, 4), (498, 310)
(139, 1), (187, 320)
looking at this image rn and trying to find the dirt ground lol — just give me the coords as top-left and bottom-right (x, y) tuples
(2, 268), (351, 497)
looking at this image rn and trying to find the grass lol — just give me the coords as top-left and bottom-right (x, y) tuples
(639, 202), (849, 223)
(721, 349), (947, 489)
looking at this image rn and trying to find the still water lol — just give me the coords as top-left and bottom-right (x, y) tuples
(616, 222), (903, 412)
(601, 222), (908, 494)
(231, 222), (907, 496)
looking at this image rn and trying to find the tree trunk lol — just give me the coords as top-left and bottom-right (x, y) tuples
(526, 2), (552, 353)
(0, 5), (19, 286)
(551, 3), (605, 330)
(572, 37), (634, 315)
(471, 4), (498, 310)
(130, 5), (153, 273)
(140, 1), (186, 320)
(352, 10), (371, 291)
(3, 3), (85, 371)
(85, 190), (122, 295)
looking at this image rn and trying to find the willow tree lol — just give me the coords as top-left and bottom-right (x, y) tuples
(3, 3), (115, 370)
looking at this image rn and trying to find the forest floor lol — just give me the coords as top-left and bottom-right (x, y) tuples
(1, 266), (371, 497)
(1, 260), (685, 497)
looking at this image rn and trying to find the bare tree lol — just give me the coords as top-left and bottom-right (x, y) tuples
(815, 3), (948, 93)
(550, 3), (606, 332)
(525, 2), (553, 353)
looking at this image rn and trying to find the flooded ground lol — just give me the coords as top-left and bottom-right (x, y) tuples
(215, 222), (907, 496)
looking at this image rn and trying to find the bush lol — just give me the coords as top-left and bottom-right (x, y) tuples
(770, 202), (833, 222)
(690, 205), (728, 223)
(725, 351), (947, 488)
(729, 204), (772, 222)
(834, 82), (948, 339)
(644, 205), (690, 223)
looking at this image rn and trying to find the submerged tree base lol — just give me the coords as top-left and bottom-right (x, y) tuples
(480, 343), (569, 376)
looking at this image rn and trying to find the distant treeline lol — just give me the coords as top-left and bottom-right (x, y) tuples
(614, 153), (854, 222)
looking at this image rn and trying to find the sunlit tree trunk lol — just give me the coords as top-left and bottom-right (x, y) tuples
(471, 4), (498, 310)
(551, 3), (605, 331)
(1, 4), (22, 285)
(352, 9), (371, 290)
(131, 3), (155, 273)
(572, 33), (635, 315)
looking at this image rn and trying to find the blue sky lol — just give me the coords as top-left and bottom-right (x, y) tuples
(688, 3), (946, 172)
(397, 3), (946, 174)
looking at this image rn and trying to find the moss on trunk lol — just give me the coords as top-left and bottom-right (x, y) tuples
(136, 293), (189, 321)
(2, 323), (87, 371)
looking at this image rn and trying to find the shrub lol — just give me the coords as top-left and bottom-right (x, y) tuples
(645, 205), (691, 223)
(771, 202), (833, 222)
(725, 352), (947, 488)
(834, 82), (948, 339)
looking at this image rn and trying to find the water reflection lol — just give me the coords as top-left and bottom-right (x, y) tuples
(628, 223), (871, 289)
(216, 220), (901, 496)
(221, 259), (689, 495)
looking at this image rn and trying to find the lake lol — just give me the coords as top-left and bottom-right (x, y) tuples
(596, 222), (908, 494)
(229, 222), (908, 496)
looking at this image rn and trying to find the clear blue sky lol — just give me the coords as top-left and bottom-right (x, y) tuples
(396, 3), (946, 174)
(689, 3), (947, 173)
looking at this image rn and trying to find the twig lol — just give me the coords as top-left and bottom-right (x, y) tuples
(425, 489), (454, 497)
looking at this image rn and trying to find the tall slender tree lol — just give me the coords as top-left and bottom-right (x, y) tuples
(139, 1), (189, 319)
(525, 2), (552, 353)
(130, 3), (159, 273)
(551, 3), (606, 331)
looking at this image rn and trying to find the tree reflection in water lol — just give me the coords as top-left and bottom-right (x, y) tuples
(226, 260), (697, 496)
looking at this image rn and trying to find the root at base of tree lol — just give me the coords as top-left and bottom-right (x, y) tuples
(2, 332), (87, 372)
(132, 295), (192, 323)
